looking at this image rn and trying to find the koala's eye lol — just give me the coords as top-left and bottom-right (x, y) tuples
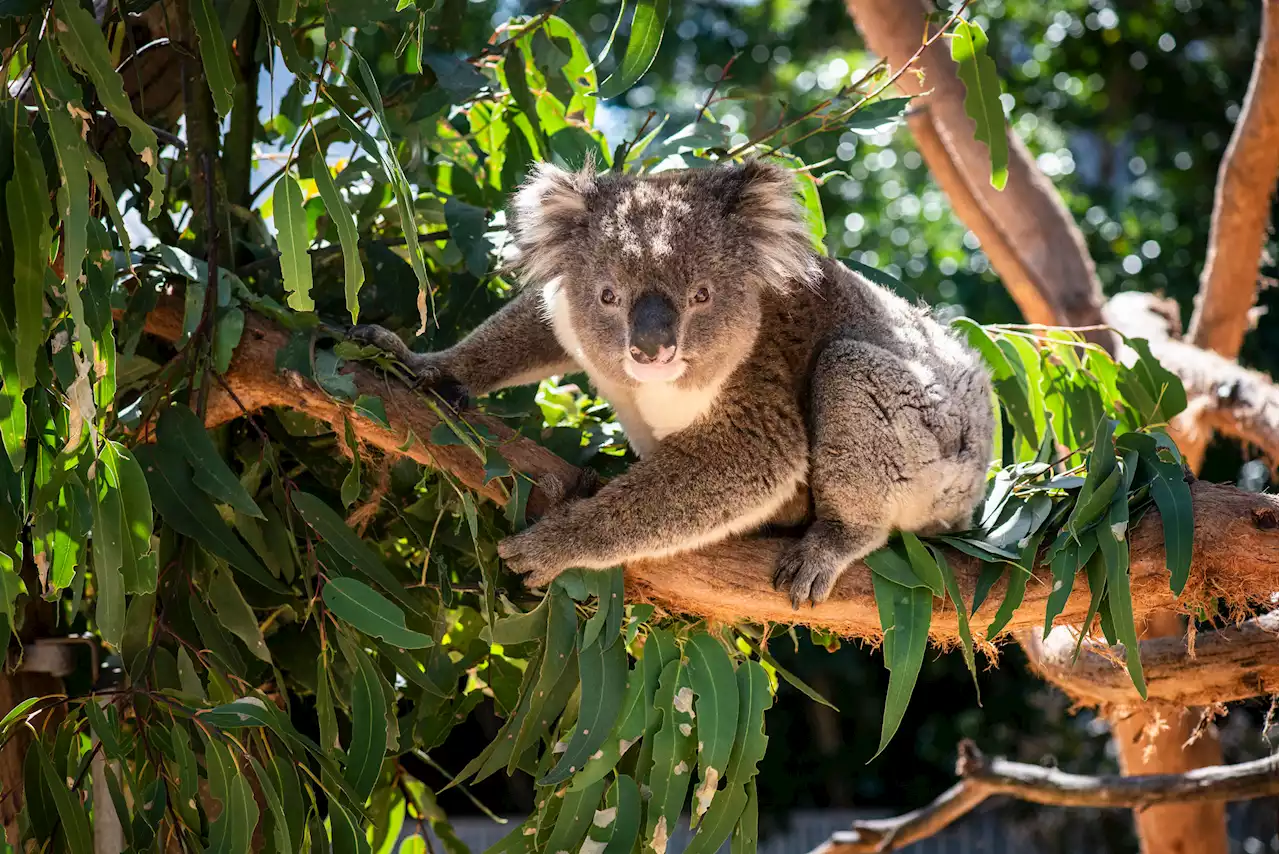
(692, 287), (711, 305)
(600, 287), (618, 306)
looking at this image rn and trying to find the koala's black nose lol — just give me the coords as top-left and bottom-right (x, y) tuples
(628, 292), (678, 363)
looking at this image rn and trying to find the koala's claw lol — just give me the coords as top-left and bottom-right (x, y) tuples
(423, 375), (470, 412)
(773, 541), (838, 610)
(497, 527), (568, 589)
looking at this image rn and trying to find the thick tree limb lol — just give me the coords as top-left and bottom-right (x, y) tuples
(813, 741), (1280, 853)
(138, 300), (1279, 645)
(1025, 612), (1279, 709)
(1106, 291), (1279, 472)
(1187, 0), (1279, 358)
(844, 0), (1111, 348)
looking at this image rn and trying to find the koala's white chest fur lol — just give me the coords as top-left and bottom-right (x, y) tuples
(543, 284), (721, 456)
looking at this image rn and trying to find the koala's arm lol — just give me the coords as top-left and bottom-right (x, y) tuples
(353, 287), (577, 397)
(497, 383), (808, 585)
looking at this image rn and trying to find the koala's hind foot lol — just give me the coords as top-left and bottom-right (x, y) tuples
(773, 520), (888, 609)
(347, 324), (471, 410)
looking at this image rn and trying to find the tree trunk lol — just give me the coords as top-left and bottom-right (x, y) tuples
(1107, 613), (1228, 854)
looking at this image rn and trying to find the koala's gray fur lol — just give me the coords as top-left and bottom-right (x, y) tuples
(356, 160), (994, 607)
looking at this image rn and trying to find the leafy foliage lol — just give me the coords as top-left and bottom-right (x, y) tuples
(0, 1), (1197, 851)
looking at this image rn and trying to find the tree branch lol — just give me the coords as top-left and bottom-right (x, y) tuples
(812, 741), (1280, 853)
(1187, 0), (1279, 358)
(1024, 612), (1279, 709)
(135, 300), (1280, 645)
(1106, 291), (1279, 472)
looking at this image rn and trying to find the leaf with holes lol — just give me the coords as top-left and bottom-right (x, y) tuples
(189, 0), (236, 116)
(54, 0), (163, 216)
(949, 19), (1008, 189)
(539, 628), (628, 786)
(685, 631), (739, 823)
(273, 174), (314, 311)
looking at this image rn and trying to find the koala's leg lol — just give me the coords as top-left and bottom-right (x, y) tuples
(774, 339), (947, 607)
(497, 389), (808, 587)
(350, 287), (577, 403)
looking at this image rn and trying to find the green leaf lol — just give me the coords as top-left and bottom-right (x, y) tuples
(347, 648), (390, 799)
(503, 48), (549, 159)
(581, 566), (624, 650)
(189, 0), (237, 116)
(570, 625), (679, 791)
(843, 96), (913, 134)
(444, 198), (490, 279)
(341, 416), (362, 508)
(511, 587), (579, 761)
(134, 444), (285, 594)
(158, 406), (264, 518)
(8, 121), (49, 400)
(644, 657), (697, 850)
(1042, 529), (1098, 638)
(596, 0), (671, 99)
(91, 440), (156, 597)
(33, 743), (92, 854)
(331, 801), (374, 854)
(208, 567), (272, 663)
(1099, 479), (1146, 699)
(542, 775), (606, 854)
(54, 0), (163, 216)
(931, 545), (979, 698)
(273, 174), (314, 312)
(683, 660), (772, 854)
(323, 577), (433, 648)
(949, 19), (1008, 190)
(1073, 548), (1109, 661)
(354, 394), (391, 429)
(1121, 432), (1193, 595)
(900, 532), (945, 597)
(863, 542), (933, 590)
(871, 575), (932, 759)
(685, 632), (739, 822)
(200, 731), (259, 854)
(731, 780), (759, 854)
(312, 153), (366, 322)
(248, 757), (292, 854)
(595, 775), (642, 854)
(539, 629), (628, 786)
(292, 491), (422, 614)
(986, 533), (1043, 640)
(43, 101), (92, 356)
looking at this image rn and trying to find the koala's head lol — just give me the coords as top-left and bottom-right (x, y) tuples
(509, 160), (819, 388)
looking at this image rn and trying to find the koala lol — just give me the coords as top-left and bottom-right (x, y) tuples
(354, 160), (994, 607)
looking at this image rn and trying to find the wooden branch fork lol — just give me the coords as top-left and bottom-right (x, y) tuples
(810, 740), (1280, 853)
(140, 301), (1279, 663)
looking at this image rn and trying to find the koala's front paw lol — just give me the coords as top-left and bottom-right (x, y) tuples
(424, 375), (471, 412)
(347, 324), (470, 410)
(772, 540), (841, 609)
(497, 523), (575, 589)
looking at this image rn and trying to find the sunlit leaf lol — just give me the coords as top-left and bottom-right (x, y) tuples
(273, 174), (315, 312)
(949, 19), (1008, 189)
(597, 0), (671, 99)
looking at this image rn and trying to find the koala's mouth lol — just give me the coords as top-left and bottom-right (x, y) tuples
(624, 358), (687, 384)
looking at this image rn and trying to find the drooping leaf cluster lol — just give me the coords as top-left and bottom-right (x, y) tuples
(863, 320), (1194, 751)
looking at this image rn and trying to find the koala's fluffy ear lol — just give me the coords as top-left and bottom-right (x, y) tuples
(732, 159), (821, 292)
(509, 160), (597, 285)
